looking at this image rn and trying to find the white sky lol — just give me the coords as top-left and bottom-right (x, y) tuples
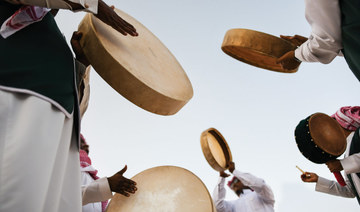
(55, 1), (360, 211)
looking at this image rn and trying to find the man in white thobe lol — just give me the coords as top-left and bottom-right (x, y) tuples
(0, 0), (137, 211)
(213, 162), (275, 212)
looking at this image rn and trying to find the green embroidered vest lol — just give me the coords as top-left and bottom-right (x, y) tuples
(340, 0), (360, 82)
(0, 1), (75, 113)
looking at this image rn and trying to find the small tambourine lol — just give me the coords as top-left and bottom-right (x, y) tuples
(221, 28), (299, 73)
(200, 128), (232, 172)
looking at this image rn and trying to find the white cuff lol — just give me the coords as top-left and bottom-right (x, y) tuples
(341, 154), (360, 175)
(97, 177), (113, 200)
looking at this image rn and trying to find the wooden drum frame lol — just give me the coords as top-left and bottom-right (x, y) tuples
(222, 28), (299, 73)
(78, 9), (193, 115)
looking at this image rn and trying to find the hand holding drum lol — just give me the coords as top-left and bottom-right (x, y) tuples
(77, 8), (193, 116)
(221, 29), (300, 73)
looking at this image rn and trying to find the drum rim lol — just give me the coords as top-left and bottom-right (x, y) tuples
(221, 28), (299, 73)
(78, 11), (193, 115)
(200, 128), (233, 171)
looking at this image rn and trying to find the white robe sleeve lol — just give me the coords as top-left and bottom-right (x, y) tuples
(212, 177), (234, 212)
(232, 170), (275, 205)
(315, 176), (356, 198)
(82, 177), (113, 206)
(341, 153), (360, 175)
(4, 0), (98, 14)
(295, 0), (342, 64)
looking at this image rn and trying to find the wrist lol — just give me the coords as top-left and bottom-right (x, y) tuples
(294, 56), (301, 63)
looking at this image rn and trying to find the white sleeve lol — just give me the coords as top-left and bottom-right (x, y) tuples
(295, 0), (342, 63)
(341, 153), (360, 175)
(82, 177), (113, 205)
(315, 176), (356, 198)
(232, 170), (275, 205)
(212, 177), (234, 212)
(5, 0), (98, 13)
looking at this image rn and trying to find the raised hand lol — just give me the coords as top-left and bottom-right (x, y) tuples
(70, 31), (90, 67)
(228, 161), (235, 173)
(220, 171), (230, 178)
(95, 0), (138, 36)
(107, 165), (137, 197)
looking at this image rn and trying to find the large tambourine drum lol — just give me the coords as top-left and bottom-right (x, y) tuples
(105, 166), (215, 212)
(294, 113), (347, 163)
(221, 28), (299, 73)
(78, 9), (193, 115)
(295, 113), (347, 186)
(200, 128), (232, 171)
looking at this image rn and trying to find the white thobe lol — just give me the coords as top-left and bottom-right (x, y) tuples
(81, 165), (113, 212)
(315, 131), (360, 199)
(295, 0), (343, 64)
(213, 170), (275, 212)
(0, 1), (99, 211)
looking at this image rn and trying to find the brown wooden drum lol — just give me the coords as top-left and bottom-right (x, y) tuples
(295, 112), (347, 186)
(200, 128), (232, 171)
(105, 166), (215, 212)
(78, 9), (193, 115)
(221, 28), (299, 73)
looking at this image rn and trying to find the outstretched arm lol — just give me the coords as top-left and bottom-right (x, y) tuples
(82, 165), (137, 205)
(212, 172), (233, 212)
(301, 172), (355, 198)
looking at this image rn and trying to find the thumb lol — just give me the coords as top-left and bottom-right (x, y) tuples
(118, 165), (128, 175)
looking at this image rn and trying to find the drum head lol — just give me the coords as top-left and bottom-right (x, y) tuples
(221, 28), (298, 73)
(78, 9), (193, 115)
(309, 113), (347, 156)
(105, 166), (214, 212)
(200, 128), (232, 171)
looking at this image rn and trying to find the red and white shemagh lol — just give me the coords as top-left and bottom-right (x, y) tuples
(332, 106), (360, 131)
(0, 5), (50, 38)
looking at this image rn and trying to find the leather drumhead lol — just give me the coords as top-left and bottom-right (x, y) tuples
(309, 113), (347, 156)
(105, 166), (214, 212)
(200, 128), (232, 171)
(78, 9), (193, 115)
(221, 28), (298, 73)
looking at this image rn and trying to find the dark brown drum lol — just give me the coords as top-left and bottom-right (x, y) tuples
(295, 113), (347, 163)
(200, 128), (232, 171)
(78, 9), (193, 115)
(295, 112), (347, 186)
(105, 166), (215, 212)
(222, 28), (299, 73)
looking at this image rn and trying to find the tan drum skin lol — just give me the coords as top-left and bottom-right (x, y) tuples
(200, 128), (232, 172)
(309, 113), (347, 156)
(78, 9), (193, 115)
(222, 28), (299, 73)
(105, 166), (215, 212)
